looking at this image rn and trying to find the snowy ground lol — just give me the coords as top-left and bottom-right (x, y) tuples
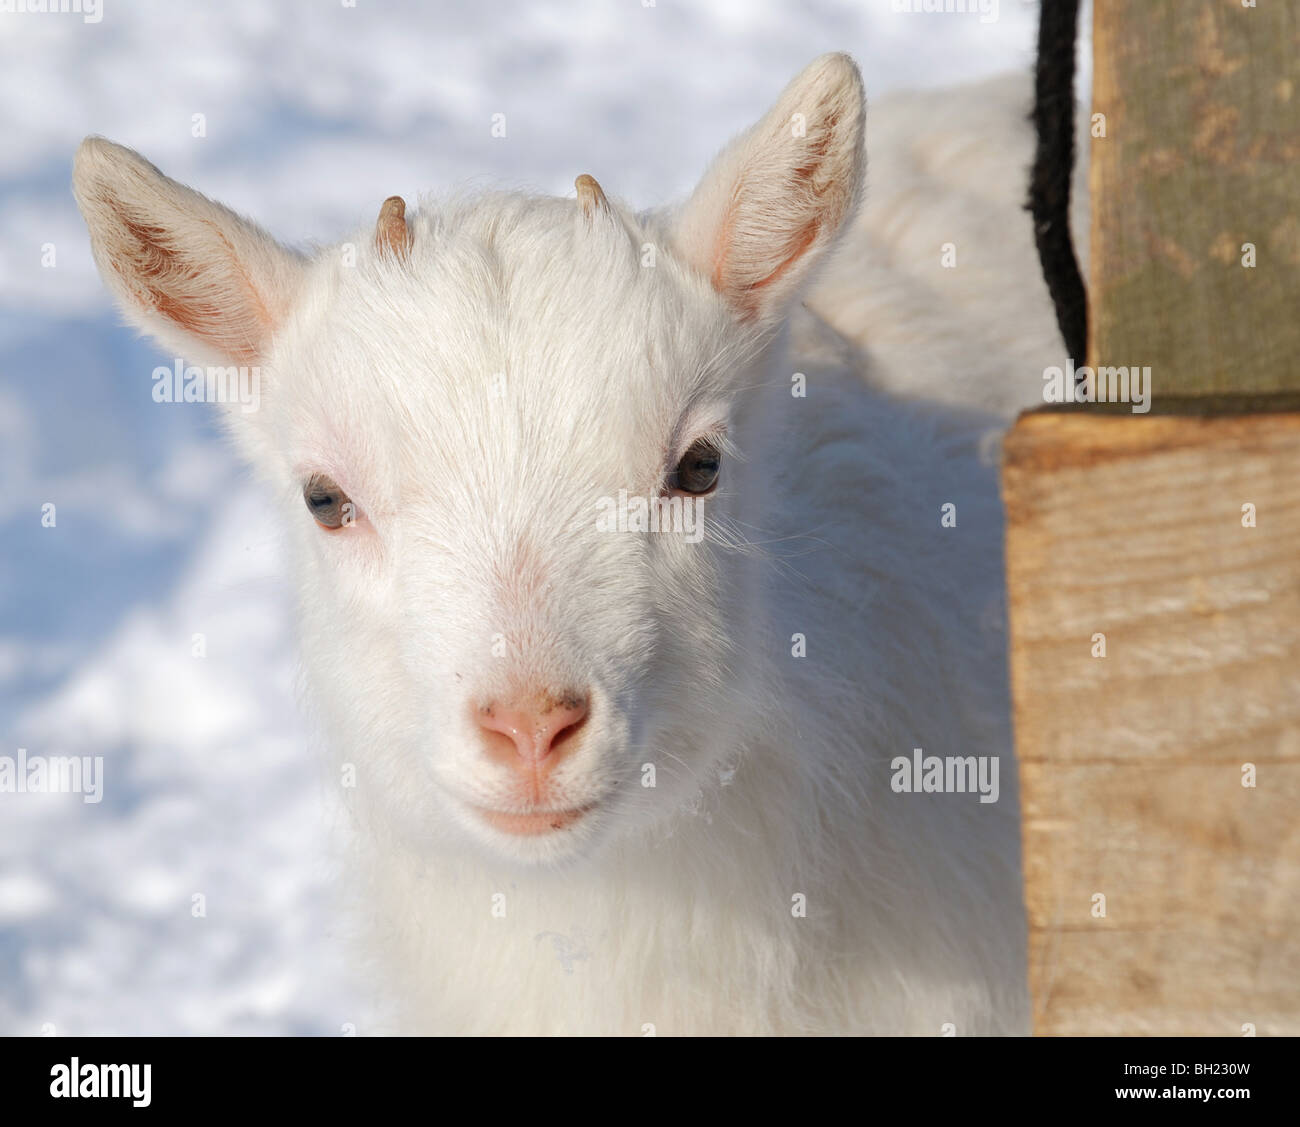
(0, 0), (1080, 1035)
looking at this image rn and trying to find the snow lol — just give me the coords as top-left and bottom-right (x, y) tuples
(0, 0), (1077, 1034)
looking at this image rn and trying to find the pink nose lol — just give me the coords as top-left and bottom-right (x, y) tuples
(476, 692), (590, 769)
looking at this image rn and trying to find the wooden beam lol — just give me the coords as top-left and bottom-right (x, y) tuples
(1004, 411), (1300, 1034)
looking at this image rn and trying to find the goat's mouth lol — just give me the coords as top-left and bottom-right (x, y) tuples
(470, 803), (596, 837)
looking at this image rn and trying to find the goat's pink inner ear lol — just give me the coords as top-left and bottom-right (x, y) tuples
(710, 205), (823, 322)
(103, 201), (273, 364)
(73, 137), (304, 370)
(672, 52), (864, 324)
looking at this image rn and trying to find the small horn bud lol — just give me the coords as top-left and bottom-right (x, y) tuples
(575, 174), (609, 220)
(376, 195), (412, 259)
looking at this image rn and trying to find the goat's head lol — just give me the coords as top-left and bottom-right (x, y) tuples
(73, 54), (865, 865)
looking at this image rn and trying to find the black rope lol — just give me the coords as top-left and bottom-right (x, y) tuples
(1028, 0), (1087, 366)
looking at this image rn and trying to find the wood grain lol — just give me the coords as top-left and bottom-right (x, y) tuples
(1003, 411), (1300, 1034)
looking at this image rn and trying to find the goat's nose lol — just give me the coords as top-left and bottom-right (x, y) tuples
(476, 692), (590, 768)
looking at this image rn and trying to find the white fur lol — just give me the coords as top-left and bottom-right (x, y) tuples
(72, 55), (1072, 1035)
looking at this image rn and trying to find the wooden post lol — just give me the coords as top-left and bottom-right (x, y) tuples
(1090, 0), (1300, 397)
(1005, 0), (1300, 1035)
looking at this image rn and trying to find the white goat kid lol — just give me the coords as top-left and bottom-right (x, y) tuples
(74, 53), (1029, 1035)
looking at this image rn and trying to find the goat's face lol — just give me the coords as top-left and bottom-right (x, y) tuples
(72, 53), (864, 865)
(275, 197), (758, 864)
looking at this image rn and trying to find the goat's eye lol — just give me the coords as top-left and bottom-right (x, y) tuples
(303, 473), (355, 530)
(670, 439), (722, 495)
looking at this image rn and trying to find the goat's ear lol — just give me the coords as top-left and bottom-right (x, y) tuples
(672, 53), (864, 325)
(72, 137), (305, 367)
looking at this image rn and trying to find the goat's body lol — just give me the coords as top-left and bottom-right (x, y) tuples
(354, 307), (1026, 1034)
(76, 62), (1074, 1036)
(348, 74), (1071, 1036)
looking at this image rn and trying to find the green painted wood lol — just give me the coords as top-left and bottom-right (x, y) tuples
(1090, 0), (1300, 395)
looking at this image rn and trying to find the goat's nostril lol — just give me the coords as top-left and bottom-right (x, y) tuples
(548, 706), (588, 756)
(478, 723), (521, 764)
(474, 692), (591, 767)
